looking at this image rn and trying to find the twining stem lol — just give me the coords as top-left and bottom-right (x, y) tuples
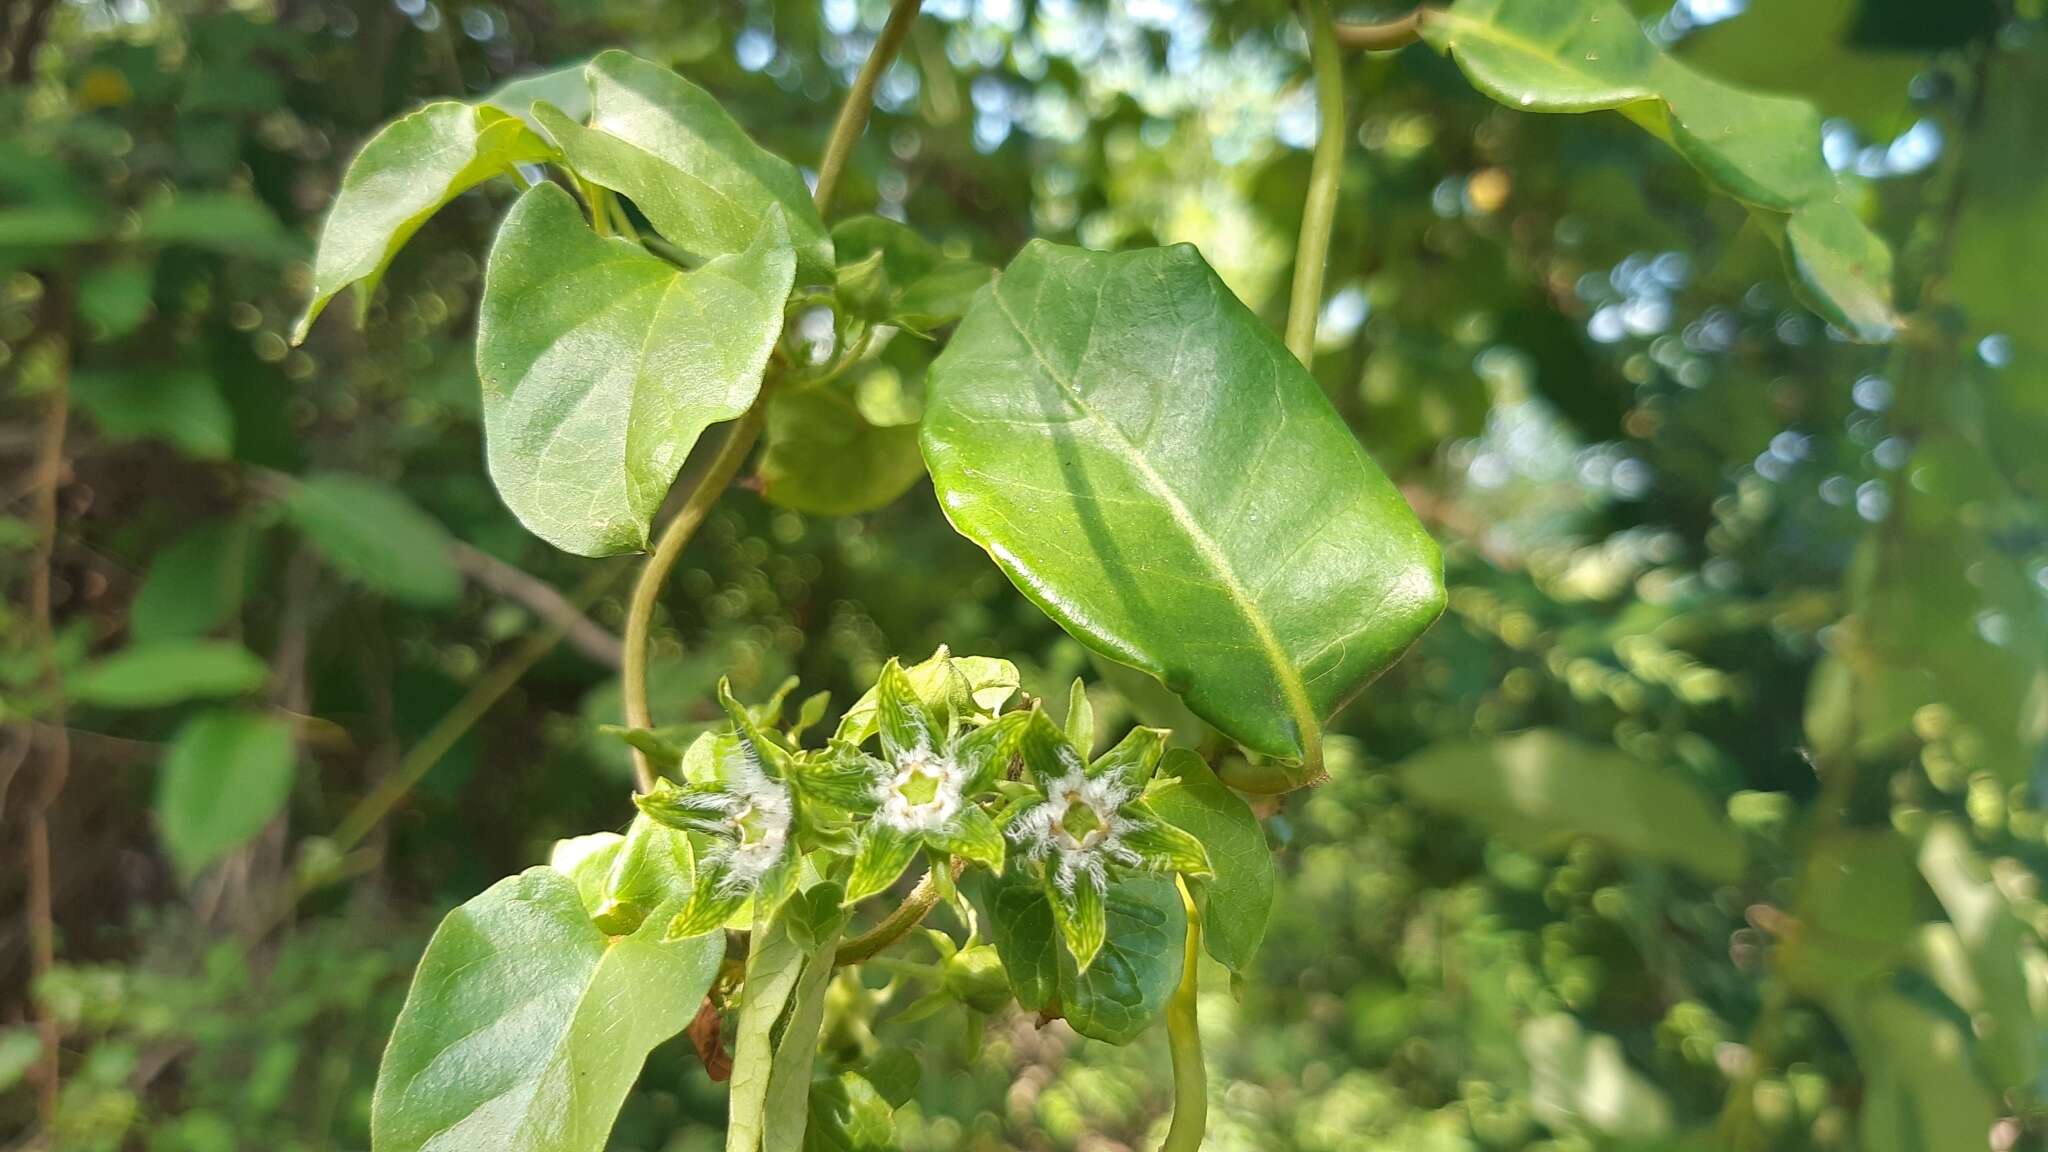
(1333, 8), (1425, 51)
(1161, 878), (1207, 1152)
(1284, 0), (1347, 367)
(22, 287), (71, 1128)
(834, 859), (958, 965)
(812, 0), (925, 217)
(618, 0), (922, 792)
(621, 408), (766, 792)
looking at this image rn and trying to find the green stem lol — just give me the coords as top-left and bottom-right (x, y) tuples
(1161, 878), (1207, 1152)
(621, 407), (766, 792)
(1285, 0), (1346, 367)
(1333, 8), (1425, 51)
(812, 0), (924, 216)
(834, 860), (955, 965)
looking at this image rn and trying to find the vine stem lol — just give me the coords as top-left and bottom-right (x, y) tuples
(620, 408), (766, 792)
(21, 287), (71, 1129)
(618, 0), (923, 794)
(812, 0), (925, 217)
(1284, 0), (1346, 367)
(833, 858), (961, 966)
(1333, 8), (1425, 51)
(1160, 878), (1207, 1152)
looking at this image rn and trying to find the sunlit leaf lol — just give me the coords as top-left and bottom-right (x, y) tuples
(372, 867), (723, 1152)
(923, 241), (1444, 763)
(477, 183), (793, 556)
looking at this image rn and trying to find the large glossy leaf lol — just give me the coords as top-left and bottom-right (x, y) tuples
(156, 709), (296, 880)
(1146, 749), (1272, 973)
(282, 473), (461, 607)
(372, 867), (723, 1152)
(1395, 731), (1744, 883)
(533, 51), (831, 283)
(1421, 0), (1897, 341)
(294, 102), (552, 340)
(477, 183), (794, 556)
(923, 241), (1444, 762)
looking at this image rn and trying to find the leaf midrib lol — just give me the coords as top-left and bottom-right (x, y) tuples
(984, 271), (1320, 759)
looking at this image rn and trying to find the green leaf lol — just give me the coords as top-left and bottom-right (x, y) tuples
(933, 806), (1006, 873)
(983, 867), (1060, 1015)
(1395, 731), (1745, 884)
(1917, 819), (2040, 1090)
(282, 473), (462, 607)
(477, 183), (793, 556)
(593, 815), (695, 935)
(763, 909), (847, 1152)
(70, 369), (232, 459)
(804, 1072), (896, 1152)
(534, 51), (831, 283)
(71, 640), (268, 709)
(134, 192), (302, 265)
(830, 215), (989, 331)
(1837, 989), (2002, 1152)
(78, 259), (154, 340)
(1091, 725), (1166, 792)
(482, 61), (593, 130)
(1420, 0), (1897, 341)
(373, 867), (723, 1152)
(1777, 830), (1925, 999)
(130, 521), (247, 644)
(757, 376), (926, 517)
(1520, 1014), (1673, 1141)
(1056, 875), (1185, 1044)
(726, 914), (804, 1152)
(294, 102), (552, 340)
(845, 823), (922, 906)
(922, 241), (1444, 762)
(1146, 750), (1272, 972)
(156, 709), (296, 879)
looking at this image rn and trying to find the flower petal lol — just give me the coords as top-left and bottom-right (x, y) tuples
(843, 821), (923, 905)
(634, 777), (734, 837)
(1118, 802), (1212, 877)
(934, 804), (1006, 873)
(876, 658), (943, 761)
(1016, 707), (1086, 786)
(1091, 725), (1169, 790)
(953, 710), (1027, 795)
(1049, 870), (1108, 973)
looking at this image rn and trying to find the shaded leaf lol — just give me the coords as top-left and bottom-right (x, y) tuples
(282, 472), (461, 607)
(757, 375), (926, 517)
(130, 520), (247, 643)
(1146, 749), (1272, 972)
(804, 1072), (896, 1152)
(71, 640), (268, 709)
(71, 369), (232, 459)
(1395, 731), (1745, 883)
(156, 709), (296, 879)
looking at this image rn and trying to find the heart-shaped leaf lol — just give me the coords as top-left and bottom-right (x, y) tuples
(477, 183), (793, 556)
(533, 51), (831, 283)
(1421, 0), (1897, 340)
(922, 241), (1444, 763)
(372, 867), (723, 1152)
(294, 102), (552, 340)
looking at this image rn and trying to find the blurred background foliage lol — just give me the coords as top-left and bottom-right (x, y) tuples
(2, 0), (2046, 1149)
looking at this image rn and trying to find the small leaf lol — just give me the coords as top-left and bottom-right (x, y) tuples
(923, 241), (1444, 763)
(482, 60), (593, 130)
(156, 709), (296, 879)
(1116, 802), (1212, 878)
(282, 472), (462, 607)
(1091, 725), (1166, 791)
(78, 259), (153, 339)
(835, 649), (1019, 745)
(593, 815), (695, 935)
(1146, 749), (1272, 972)
(1396, 731), (1745, 883)
(1049, 871), (1108, 974)
(1064, 678), (1094, 757)
(535, 51), (831, 283)
(130, 520), (247, 643)
(71, 640), (268, 709)
(372, 867), (723, 1152)
(934, 806), (1006, 873)
(804, 1072), (896, 1152)
(845, 823), (922, 906)
(548, 831), (625, 915)
(1421, 0), (1896, 340)
(830, 215), (988, 331)
(70, 369), (232, 459)
(477, 183), (793, 556)
(295, 102), (552, 339)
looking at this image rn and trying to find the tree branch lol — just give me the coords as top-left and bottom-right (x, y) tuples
(449, 541), (623, 668)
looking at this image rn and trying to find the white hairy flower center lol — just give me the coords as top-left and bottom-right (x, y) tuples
(876, 746), (964, 833)
(1011, 756), (1138, 894)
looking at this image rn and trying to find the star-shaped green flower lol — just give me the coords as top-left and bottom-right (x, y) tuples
(1000, 709), (1211, 972)
(634, 680), (806, 938)
(839, 659), (1025, 905)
